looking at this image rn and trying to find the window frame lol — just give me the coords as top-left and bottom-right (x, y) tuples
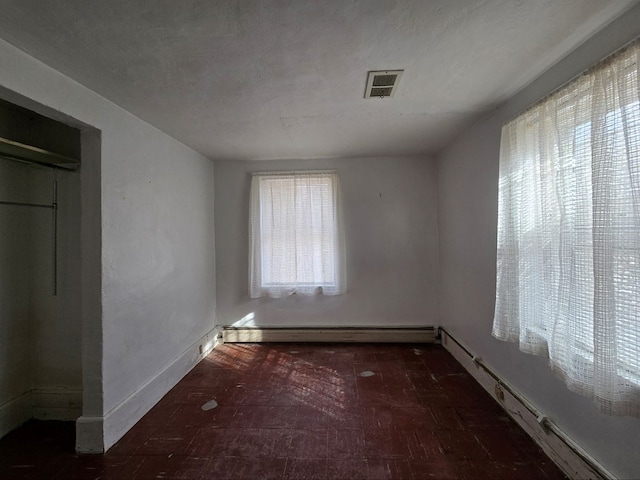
(248, 170), (345, 299)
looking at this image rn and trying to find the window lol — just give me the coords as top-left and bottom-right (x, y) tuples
(249, 170), (346, 298)
(493, 40), (640, 417)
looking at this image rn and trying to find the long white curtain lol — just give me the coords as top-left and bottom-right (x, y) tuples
(249, 171), (346, 298)
(493, 41), (640, 416)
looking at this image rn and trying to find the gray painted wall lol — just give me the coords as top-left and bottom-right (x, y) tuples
(436, 5), (640, 478)
(100, 125), (217, 418)
(0, 161), (32, 424)
(215, 157), (439, 328)
(0, 37), (217, 450)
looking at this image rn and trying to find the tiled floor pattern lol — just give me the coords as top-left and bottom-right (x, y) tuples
(0, 343), (567, 479)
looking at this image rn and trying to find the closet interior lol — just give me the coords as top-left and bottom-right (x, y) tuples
(0, 98), (83, 437)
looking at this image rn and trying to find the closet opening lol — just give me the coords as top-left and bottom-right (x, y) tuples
(0, 97), (84, 441)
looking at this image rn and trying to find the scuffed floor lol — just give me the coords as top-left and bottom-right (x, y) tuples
(0, 343), (567, 479)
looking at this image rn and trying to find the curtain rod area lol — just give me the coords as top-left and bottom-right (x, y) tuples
(252, 169), (336, 176)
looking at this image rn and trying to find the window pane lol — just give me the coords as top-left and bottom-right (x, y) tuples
(249, 171), (345, 298)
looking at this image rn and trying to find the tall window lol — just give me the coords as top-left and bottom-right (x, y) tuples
(493, 40), (640, 417)
(249, 170), (346, 298)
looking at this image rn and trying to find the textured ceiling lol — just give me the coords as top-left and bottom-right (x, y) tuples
(0, 1), (636, 160)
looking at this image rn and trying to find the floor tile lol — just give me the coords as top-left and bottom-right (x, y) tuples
(133, 401), (180, 428)
(366, 458), (413, 480)
(167, 404), (235, 428)
(288, 430), (329, 458)
(255, 406), (299, 429)
(456, 406), (511, 429)
(119, 455), (170, 480)
(327, 458), (369, 479)
(186, 428), (224, 457)
(204, 457), (287, 479)
(0, 344), (568, 480)
(409, 457), (463, 479)
(294, 406), (332, 430)
(53, 454), (128, 479)
(435, 430), (489, 460)
(363, 427), (413, 458)
(428, 406), (465, 430)
(134, 427), (197, 455)
(162, 456), (210, 479)
(108, 426), (157, 455)
(284, 458), (328, 480)
(363, 406), (433, 431)
(328, 428), (367, 458)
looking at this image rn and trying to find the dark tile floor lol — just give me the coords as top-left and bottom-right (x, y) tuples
(0, 343), (567, 479)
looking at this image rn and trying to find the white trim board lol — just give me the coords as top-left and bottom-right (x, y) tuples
(0, 387), (83, 440)
(32, 387), (82, 421)
(440, 329), (613, 480)
(0, 392), (32, 439)
(76, 325), (221, 454)
(222, 326), (438, 343)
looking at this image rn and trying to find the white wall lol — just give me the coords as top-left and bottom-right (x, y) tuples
(436, 5), (640, 478)
(0, 161), (33, 434)
(0, 38), (217, 451)
(215, 156), (439, 328)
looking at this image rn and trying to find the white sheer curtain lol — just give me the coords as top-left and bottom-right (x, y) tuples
(249, 170), (346, 298)
(493, 40), (640, 417)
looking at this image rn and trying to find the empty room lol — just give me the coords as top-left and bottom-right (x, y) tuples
(0, 1), (639, 479)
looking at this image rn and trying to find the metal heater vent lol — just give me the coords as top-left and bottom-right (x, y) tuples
(365, 70), (403, 98)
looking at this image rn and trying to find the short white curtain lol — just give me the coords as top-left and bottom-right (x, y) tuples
(249, 171), (346, 298)
(493, 41), (640, 416)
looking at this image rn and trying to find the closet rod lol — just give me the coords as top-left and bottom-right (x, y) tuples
(0, 200), (55, 209)
(0, 152), (73, 171)
(0, 137), (79, 171)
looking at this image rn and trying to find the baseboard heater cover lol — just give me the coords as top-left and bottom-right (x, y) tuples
(223, 326), (438, 343)
(439, 327), (614, 480)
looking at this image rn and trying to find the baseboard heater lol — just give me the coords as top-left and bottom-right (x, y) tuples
(222, 326), (437, 343)
(439, 327), (613, 480)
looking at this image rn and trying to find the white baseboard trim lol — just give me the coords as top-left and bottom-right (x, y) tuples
(0, 391), (32, 439)
(75, 416), (104, 454)
(440, 328), (613, 480)
(32, 387), (83, 421)
(223, 326), (438, 343)
(1, 386), (83, 440)
(76, 325), (221, 453)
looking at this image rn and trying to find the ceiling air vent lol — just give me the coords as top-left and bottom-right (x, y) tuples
(365, 70), (403, 98)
